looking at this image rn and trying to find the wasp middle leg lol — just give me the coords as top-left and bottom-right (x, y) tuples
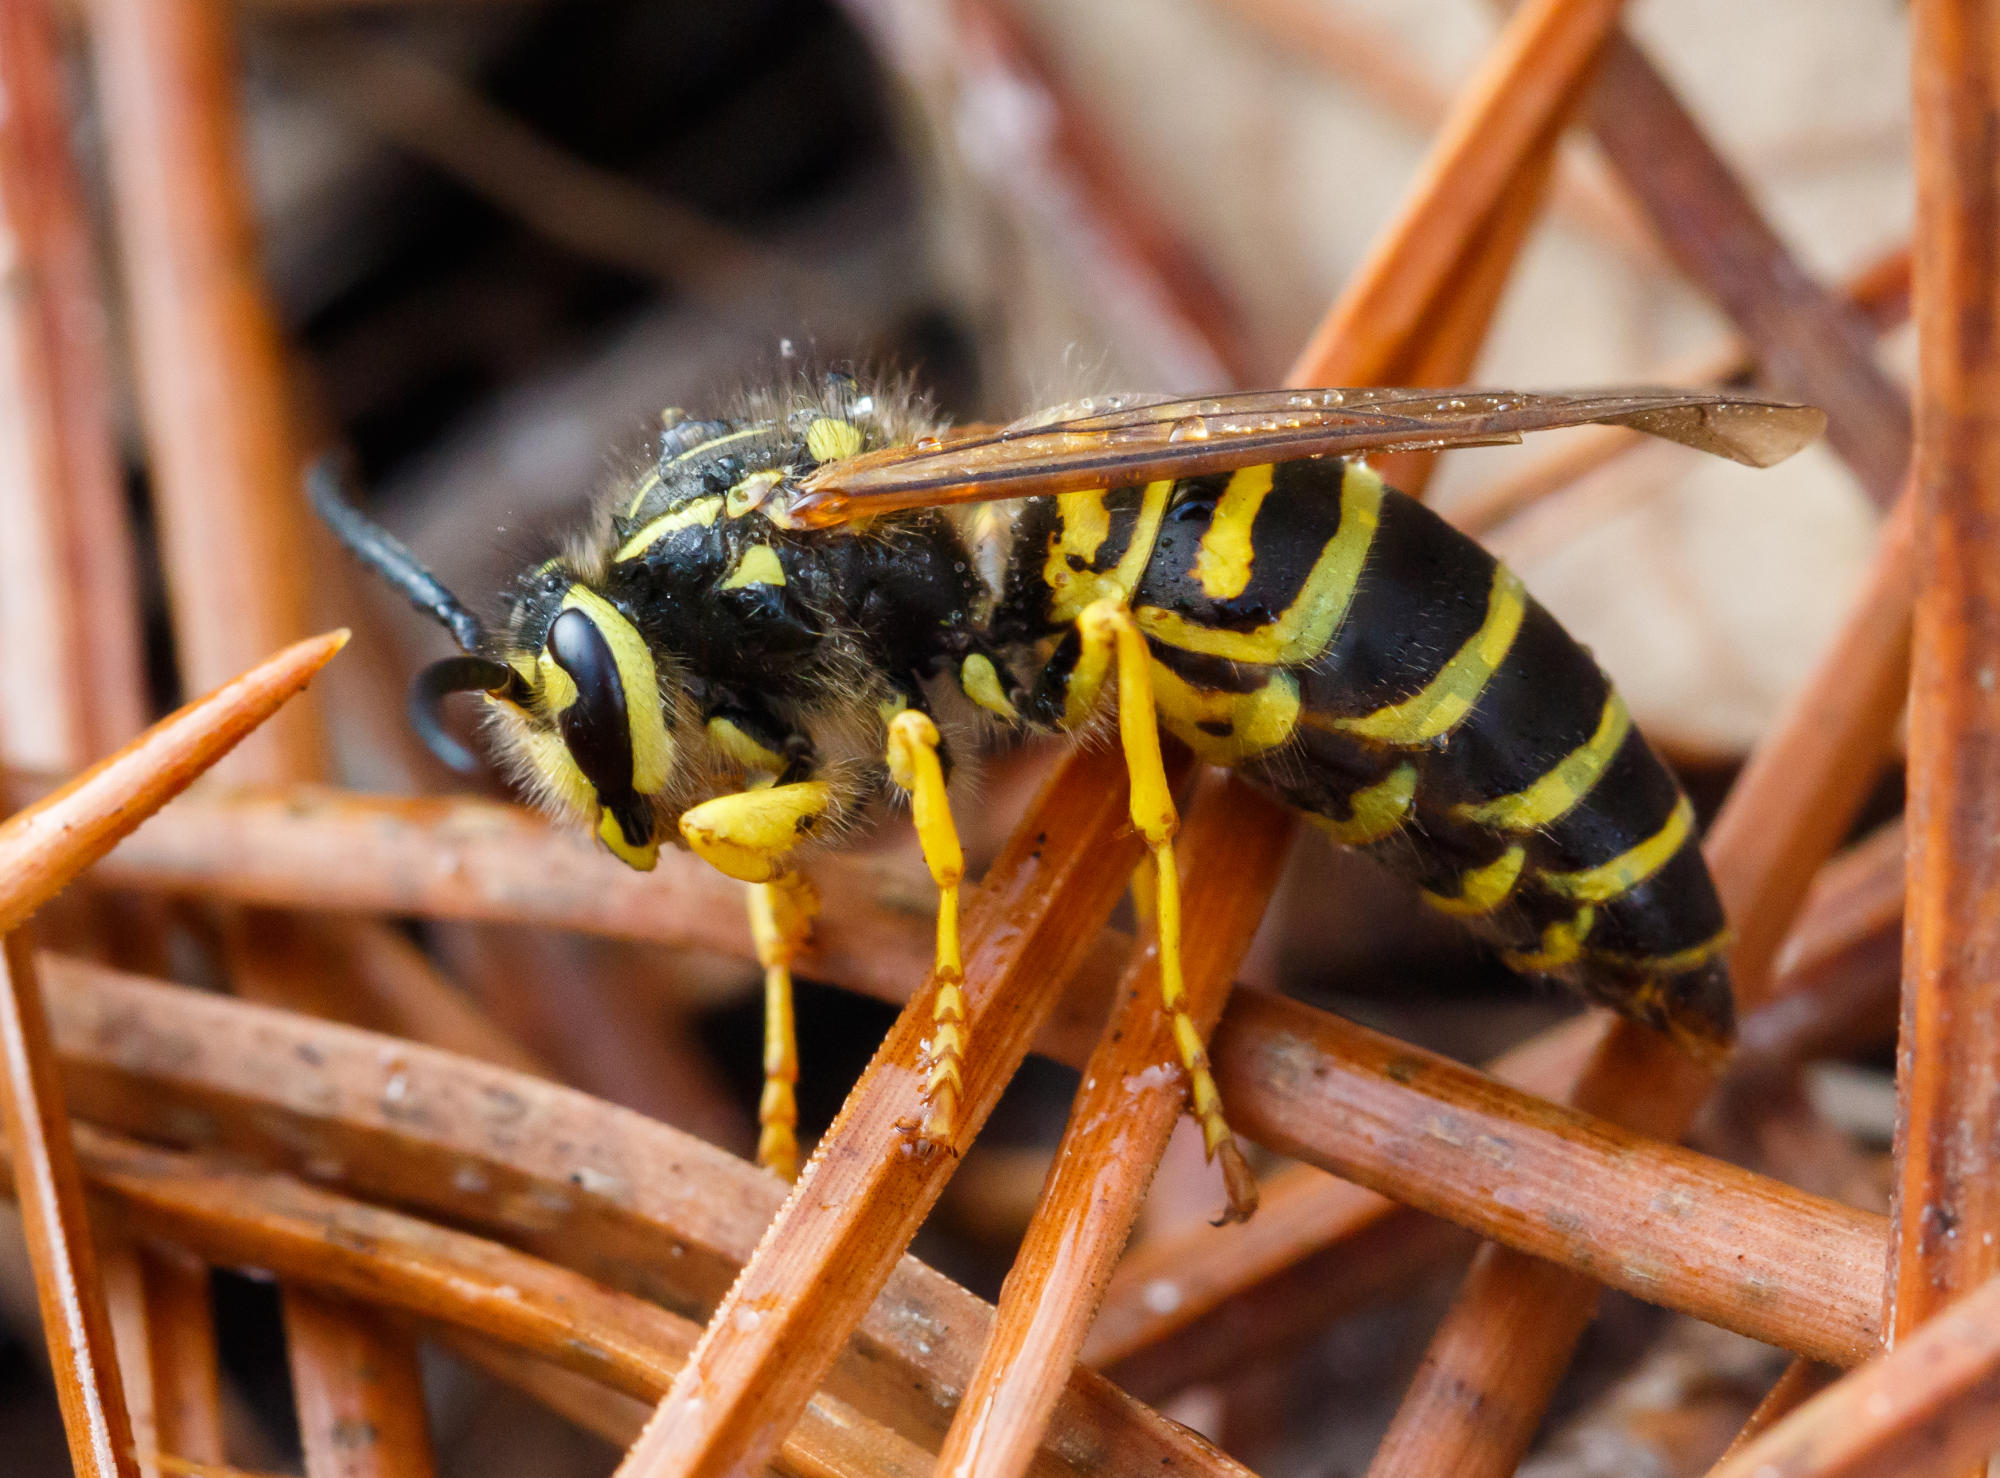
(885, 706), (969, 1152)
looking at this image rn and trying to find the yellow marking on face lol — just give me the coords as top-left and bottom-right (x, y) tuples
(1422, 844), (1526, 917)
(557, 585), (675, 794)
(1192, 464), (1275, 599)
(679, 781), (835, 882)
(1136, 461), (1384, 664)
(504, 719), (594, 816)
(506, 653), (538, 691)
(536, 647), (579, 714)
(719, 544), (787, 590)
(1148, 660), (1299, 764)
(725, 469), (784, 518)
(876, 693), (909, 725)
(1540, 795), (1695, 903)
(597, 808), (659, 870)
(1311, 762), (1418, 845)
(806, 417), (864, 463)
(1501, 906), (1596, 973)
(1454, 691), (1631, 831)
(959, 653), (1019, 721)
(1332, 566), (1526, 746)
(615, 495), (723, 561)
(706, 716), (786, 774)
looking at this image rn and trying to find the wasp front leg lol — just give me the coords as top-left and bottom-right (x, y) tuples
(746, 869), (817, 1180)
(1042, 598), (1260, 1222)
(678, 714), (835, 1181)
(883, 704), (969, 1153)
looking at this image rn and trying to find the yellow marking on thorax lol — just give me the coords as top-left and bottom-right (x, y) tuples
(707, 716), (786, 775)
(559, 585), (675, 794)
(1147, 661), (1300, 764)
(1311, 762), (1417, 845)
(1192, 464), (1275, 599)
(627, 426), (771, 516)
(1422, 844), (1526, 917)
(1454, 691), (1631, 831)
(1333, 566), (1526, 746)
(624, 470), (664, 518)
(1045, 481), (1174, 626)
(1539, 795), (1695, 903)
(806, 417), (864, 463)
(719, 544), (787, 590)
(616, 495), (723, 561)
(1136, 461), (1383, 665)
(959, 653), (1019, 721)
(1501, 905), (1596, 973)
(725, 470), (784, 518)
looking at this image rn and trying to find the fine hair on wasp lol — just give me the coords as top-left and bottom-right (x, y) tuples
(313, 368), (1825, 1219)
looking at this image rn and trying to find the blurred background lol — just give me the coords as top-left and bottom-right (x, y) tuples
(0, 1), (1911, 1474)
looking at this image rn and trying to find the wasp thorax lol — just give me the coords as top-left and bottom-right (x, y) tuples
(524, 585), (677, 871)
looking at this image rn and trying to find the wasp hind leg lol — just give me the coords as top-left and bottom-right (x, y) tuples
(1072, 598), (1259, 1223)
(885, 706), (969, 1154)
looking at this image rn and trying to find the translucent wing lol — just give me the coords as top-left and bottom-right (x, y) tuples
(779, 387), (1826, 528)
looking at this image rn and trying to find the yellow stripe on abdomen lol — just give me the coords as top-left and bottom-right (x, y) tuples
(1149, 661), (1300, 765)
(1192, 464), (1275, 599)
(1136, 462), (1384, 665)
(1539, 795), (1694, 903)
(1309, 762), (1418, 845)
(1330, 567), (1526, 746)
(1422, 844), (1527, 917)
(1453, 691), (1631, 831)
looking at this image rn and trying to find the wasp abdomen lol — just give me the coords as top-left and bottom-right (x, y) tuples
(1114, 460), (1733, 1056)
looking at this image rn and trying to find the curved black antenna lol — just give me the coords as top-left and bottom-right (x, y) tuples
(411, 656), (521, 774)
(307, 455), (487, 654)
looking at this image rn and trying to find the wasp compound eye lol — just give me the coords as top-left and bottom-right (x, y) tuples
(546, 606), (646, 843)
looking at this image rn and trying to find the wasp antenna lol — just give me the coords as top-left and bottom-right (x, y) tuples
(307, 454), (488, 654)
(410, 656), (519, 774)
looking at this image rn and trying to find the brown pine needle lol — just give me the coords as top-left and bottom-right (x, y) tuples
(13, 1123), (936, 1478)
(37, 941), (1246, 1478)
(0, 630), (349, 934)
(1891, 0), (2000, 1386)
(933, 773), (1291, 1478)
(1287, 0), (1622, 387)
(1706, 1275), (2000, 1478)
(1213, 991), (1883, 1364)
(0, 934), (139, 1477)
(610, 744), (1225, 1478)
(284, 1289), (437, 1478)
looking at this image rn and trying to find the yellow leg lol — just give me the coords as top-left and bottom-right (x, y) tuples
(679, 780), (835, 882)
(885, 709), (967, 1151)
(679, 783), (835, 1176)
(1078, 599), (1259, 1223)
(747, 872), (817, 1180)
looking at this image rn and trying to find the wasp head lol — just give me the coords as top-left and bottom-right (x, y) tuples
(480, 580), (686, 871)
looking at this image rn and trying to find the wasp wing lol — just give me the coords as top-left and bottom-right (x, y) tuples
(780, 388), (1825, 528)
